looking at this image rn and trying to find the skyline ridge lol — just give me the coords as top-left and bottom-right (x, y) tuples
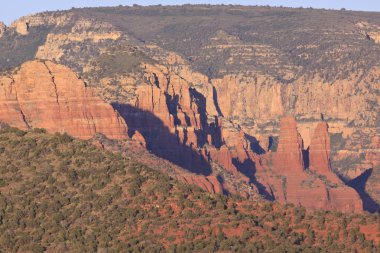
(1, 0), (380, 25)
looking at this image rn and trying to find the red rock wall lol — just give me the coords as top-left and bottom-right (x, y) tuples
(0, 61), (128, 140)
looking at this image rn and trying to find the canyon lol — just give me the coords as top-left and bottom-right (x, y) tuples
(0, 5), (378, 213)
(0, 60), (365, 213)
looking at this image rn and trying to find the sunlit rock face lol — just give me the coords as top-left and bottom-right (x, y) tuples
(0, 61), (128, 140)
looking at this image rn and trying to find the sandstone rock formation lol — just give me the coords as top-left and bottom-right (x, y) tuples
(309, 122), (337, 181)
(363, 135), (380, 208)
(0, 60), (365, 213)
(259, 117), (363, 213)
(35, 19), (121, 61)
(274, 117), (305, 174)
(181, 174), (223, 194)
(13, 21), (29, 35)
(116, 64), (220, 170)
(0, 61), (128, 140)
(131, 130), (146, 147)
(94, 60), (364, 212)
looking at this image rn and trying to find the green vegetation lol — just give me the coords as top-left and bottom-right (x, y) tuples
(0, 27), (51, 72)
(0, 126), (378, 252)
(88, 45), (156, 80)
(75, 5), (380, 81)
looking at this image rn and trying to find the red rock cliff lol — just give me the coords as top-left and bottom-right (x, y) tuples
(0, 61), (128, 140)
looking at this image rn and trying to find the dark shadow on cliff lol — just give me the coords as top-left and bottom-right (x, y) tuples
(216, 175), (231, 196)
(232, 158), (275, 201)
(245, 134), (266, 155)
(347, 168), (380, 213)
(212, 86), (224, 117)
(112, 103), (212, 176)
(190, 88), (224, 148)
(302, 147), (310, 169)
(268, 136), (279, 152)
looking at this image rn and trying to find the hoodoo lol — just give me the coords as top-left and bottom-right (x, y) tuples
(261, 117), (364, 213)
(275, 116), (305, 174)
(309, 122), (332, 174)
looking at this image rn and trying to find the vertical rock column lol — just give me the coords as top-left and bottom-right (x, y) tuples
(275, 116), (305, 174)
(309, 122), (332, 174)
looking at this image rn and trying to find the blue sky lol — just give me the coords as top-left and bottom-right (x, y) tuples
(1, 0), (380, 25)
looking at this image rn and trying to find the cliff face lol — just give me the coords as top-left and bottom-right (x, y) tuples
(208, 72), (380, 186)
(106, 61), (363, 212)
(0, 60), (365, 213)
(255, 117), (363, 213)
(0, 61), (128, 140)
(110, 63), (257, 196)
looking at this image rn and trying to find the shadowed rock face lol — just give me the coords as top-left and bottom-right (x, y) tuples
(110, 66), (364, 212)
(0, 61), (253, 200)
(0, 60), (128, 140)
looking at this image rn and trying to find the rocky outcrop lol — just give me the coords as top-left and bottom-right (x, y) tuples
(363, 135), (380, 207)
(180, 174), (223, 194)
(15, 21), (29, 35)
(0, 61), (128, 140)
(0, 8), (375, 213)
(35, 18), (120, 61)
(274, 117), (304, 174)
(309, 122), (333, 174)
(132, 130), (146, 147)
(10, 12), (73, 29)
(265, 117), (363, 213)
(116, 64), (230, 172)
(366, 136), (380, 170)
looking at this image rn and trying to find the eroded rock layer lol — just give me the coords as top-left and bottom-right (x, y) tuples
(0, 61), (128, 140)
